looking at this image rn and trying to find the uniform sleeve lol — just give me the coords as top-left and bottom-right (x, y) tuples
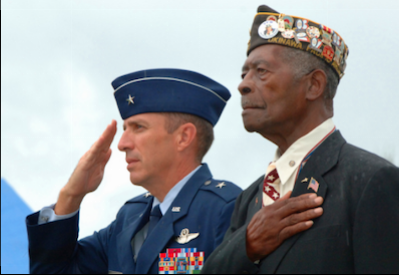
(353, 166), (399, 273)
(26, 210), (113, 274)
(202, 192), (259, 274)
(38, 204), (79, 225)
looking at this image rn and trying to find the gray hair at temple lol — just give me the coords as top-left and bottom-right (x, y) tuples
(281, 46), (339, 106)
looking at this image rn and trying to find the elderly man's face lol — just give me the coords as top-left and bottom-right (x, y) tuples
(239, 44), (307, 136)
(118, 113), (177, 186)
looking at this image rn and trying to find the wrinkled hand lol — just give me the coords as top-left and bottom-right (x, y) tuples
(246, 191), (323, 262)
(55, 120), (117, 215)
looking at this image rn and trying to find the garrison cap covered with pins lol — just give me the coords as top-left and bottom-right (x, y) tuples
(248, 5), (349, 79)
(112, 69), (231, 126)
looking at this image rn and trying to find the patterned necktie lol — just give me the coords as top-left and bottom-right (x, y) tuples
(146, 204), (162, 238)
(262, 162), (281, 207)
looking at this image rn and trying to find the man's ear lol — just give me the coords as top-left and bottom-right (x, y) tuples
(306, 69), (327, 101)
(175, 123), (197, 152)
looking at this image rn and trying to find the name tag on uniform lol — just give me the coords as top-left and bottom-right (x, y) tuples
(159, 248), (204, 274)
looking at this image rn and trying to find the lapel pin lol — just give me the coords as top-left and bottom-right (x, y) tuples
(176, 228), (200, 244)
(255, 197), (259, 205)
(216, 182), (226, 189)
(301, 178), (309, 183)
(172, 207), (181, 212)
(307, 177), (320, 193)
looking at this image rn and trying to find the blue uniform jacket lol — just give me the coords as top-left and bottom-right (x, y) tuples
(26, 164), (242, 274)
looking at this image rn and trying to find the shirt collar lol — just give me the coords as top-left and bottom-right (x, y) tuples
(152, 165), (202, 215)
(273, 119), (336, 185)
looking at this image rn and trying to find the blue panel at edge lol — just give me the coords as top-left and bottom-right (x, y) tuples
(1, 178), (33, 274)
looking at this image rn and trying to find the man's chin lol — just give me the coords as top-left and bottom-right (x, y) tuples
(129, 174), (144, 187)
(243, 121), (260, 133)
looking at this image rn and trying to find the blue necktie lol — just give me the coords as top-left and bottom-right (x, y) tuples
(147, 204), (162, 238)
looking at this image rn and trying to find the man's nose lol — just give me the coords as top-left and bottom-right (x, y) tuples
(238, 73), (253, 96)
(118, 130), (133, 152)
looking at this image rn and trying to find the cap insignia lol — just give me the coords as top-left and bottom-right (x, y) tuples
(126, 95), (135, 105)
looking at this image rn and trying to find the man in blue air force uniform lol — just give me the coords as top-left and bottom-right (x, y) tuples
(26, 69), (242, 274)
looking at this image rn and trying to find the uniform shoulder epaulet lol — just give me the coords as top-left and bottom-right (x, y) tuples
(124, 192), (154, 205)
(199, 179), (242, 203)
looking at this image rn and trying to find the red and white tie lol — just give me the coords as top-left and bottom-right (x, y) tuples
(263, 162), (281, 207)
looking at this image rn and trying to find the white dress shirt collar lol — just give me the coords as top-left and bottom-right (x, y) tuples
(152, 165), (202, 215)
(273, 119), (336, 186)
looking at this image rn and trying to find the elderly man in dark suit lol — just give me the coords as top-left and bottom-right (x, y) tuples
(202, 5), (399, 274)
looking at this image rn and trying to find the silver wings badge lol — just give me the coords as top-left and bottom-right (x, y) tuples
(176, 229), (200, 244)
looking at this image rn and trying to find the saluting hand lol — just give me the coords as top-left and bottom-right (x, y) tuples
(54, 120), (117, 215)
(246, 191), (323, 262)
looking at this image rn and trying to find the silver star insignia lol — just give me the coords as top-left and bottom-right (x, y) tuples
(144, 192), (152, 198)
(216, 182), (226, 189)
(126, 95), (135, 105)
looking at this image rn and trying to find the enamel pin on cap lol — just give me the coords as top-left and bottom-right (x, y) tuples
(258, 20), (279, 39)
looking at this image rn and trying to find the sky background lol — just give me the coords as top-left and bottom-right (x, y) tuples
(2, 0), (399, 239)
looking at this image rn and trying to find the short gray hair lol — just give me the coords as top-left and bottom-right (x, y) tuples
(161, 113), (214, 162)
(280, 46), (339, 102)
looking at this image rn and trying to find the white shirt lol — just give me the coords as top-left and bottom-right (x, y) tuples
(263, 119), (336, 207)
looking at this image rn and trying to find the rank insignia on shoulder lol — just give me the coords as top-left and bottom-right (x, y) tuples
(176, 229), (200, 244)
(215, 182), (226, 189)
(307, 177), (320, 193)
(144, 192), (152, 198)
(159, 248), (204, 274)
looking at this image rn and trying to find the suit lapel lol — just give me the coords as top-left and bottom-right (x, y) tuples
(116, 198), (153, 274)
(247, 176), (264, 219)
(260, 131), (346, 274)
(134, 164), (214, 274)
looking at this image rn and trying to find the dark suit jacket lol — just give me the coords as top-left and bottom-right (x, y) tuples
(26, 164), (242, 274)
(202, 131), (399, 274)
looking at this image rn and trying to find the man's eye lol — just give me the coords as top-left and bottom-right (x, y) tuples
(241, 73), (247, 79)
(257, 68), (267, 74)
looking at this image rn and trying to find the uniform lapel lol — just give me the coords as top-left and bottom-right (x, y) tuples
(134, 164), (213, 274)
(259, 131), (346, 274)
(116, 197), (153, 274)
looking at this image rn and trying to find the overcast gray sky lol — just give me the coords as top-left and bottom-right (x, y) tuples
(2, 0), (399, 238)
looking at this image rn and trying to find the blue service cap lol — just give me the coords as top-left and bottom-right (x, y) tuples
(112, 69), (231, 126)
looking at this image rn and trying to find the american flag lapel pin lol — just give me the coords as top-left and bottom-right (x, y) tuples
(307, 177), (320, 193)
